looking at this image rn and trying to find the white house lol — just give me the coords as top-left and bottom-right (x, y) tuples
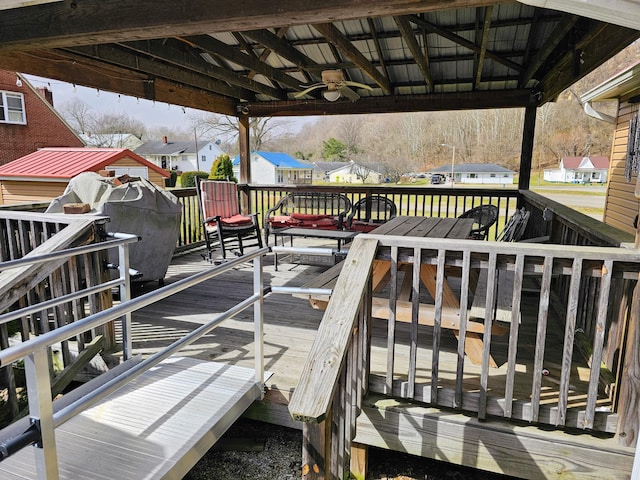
(314, 160), (382, 184)
(79, 133), (143, 151)
(232, 151), (313, 185)
(430, 163), (515, 185)
(135, 136), (224, 173)
(543, 156), (609, 183)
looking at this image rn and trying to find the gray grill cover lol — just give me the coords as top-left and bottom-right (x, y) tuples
(46, 172), (181, 282)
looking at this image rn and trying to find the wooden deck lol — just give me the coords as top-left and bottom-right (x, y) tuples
(0, 357), (265, 479)
(114, 244), (635, 478)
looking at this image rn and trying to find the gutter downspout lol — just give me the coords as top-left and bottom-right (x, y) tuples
(583, 101), (616, 124)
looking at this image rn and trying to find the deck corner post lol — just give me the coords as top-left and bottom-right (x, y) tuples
(518, 104), (537, 192)
(302, 417), (329, 480)
(616, 275), (640, 447)
(238, 115), (251, 214)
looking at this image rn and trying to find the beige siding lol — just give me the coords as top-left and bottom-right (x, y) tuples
(111, 156), (167, 187)
(603, 102), (640, 235)
(0, 181), (66, 205)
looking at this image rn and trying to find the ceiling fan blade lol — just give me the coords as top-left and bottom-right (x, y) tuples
(294, 84), (324, 98)
(343, 80), (373, 91)
(338, 85), (361, 102)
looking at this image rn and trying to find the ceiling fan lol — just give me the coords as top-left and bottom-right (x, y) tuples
(294, 70), (373, 102)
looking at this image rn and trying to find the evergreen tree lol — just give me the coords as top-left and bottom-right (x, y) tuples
(209, 153), (237, 182)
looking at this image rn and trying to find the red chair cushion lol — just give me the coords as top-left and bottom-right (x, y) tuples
(297, 217), (338, 229)
(220, 214), (254, 226)
(290, 213), (334, 221)
(350, 221), (379, 233)
(267, 215), (301, 227)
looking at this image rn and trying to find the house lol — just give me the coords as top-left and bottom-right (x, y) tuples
(314, 160), (382, 184)
(0, 147), (169, 205)
(429, 163), (515, 185)
(579, 60), (640, 236)
(231, 151), (312, 185)
(543, 156), (609, 183)
(135, 136), (224, 173)
(80, 133), (144, 151)
(0, 71), (84, 166)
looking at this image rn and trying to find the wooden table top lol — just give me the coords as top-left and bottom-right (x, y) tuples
(368, 216), (474, 240)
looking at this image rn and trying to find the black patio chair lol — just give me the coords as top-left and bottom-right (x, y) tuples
(497, 207), (531, 242)
(458, 204), (499, 240)
(346, 195), (398, 232)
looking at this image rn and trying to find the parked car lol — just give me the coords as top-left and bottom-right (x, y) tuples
(430, 174), (445, 184)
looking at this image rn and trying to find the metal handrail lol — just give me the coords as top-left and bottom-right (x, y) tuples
(0, 238), (269, 479)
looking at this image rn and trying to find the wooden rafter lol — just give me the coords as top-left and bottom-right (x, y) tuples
(394, 15), (433, 92)
(519, 16), (579, 87)
(474, 6), (493, 90)
(367, 18), (391, 85)
(65, 43), (259, 100)
(312, 23), (392, 94)
(409, 14), (523, 73)
(184, 34), (302, 91)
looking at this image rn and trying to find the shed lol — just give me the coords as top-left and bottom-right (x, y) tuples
(0, 147), (169, 205)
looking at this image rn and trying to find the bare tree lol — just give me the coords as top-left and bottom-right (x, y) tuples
(191, 113), (288, 151)
(60, 98), (94, 134)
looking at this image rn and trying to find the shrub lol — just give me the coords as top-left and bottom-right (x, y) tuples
(209, 153), (237, 182)
(180, 171), (209, 188)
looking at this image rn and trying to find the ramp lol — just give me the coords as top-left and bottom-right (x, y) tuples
(0, 357), (267, 480)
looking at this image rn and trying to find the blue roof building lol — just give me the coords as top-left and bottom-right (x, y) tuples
(232, 151), (312, 185)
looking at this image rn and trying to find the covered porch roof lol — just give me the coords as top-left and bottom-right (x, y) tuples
(0, 1), (637, 187)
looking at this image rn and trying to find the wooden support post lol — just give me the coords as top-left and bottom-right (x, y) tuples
(238, 114), (251, 214)
(350, 442), (368, 480)
(518, 104), (537, 192)
(302, 420), (328, 479)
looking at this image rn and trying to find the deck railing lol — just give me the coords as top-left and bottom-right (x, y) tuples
(0, 244), (269, 479)
(289, 235), (640, 477)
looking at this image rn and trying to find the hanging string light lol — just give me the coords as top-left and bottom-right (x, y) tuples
(15, 76), (22, 87)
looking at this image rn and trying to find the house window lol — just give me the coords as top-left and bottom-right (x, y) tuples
(0, 91), (26, 124)
(490, 174), (496, 178)
(201, 155), (206, 164)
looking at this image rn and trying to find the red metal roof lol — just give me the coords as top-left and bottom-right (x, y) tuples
(561, 156), (609, 169)
(0, 148), (169, 179)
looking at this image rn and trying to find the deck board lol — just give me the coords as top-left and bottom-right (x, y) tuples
(0, 357), (265, 480)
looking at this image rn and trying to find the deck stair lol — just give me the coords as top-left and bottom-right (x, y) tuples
(0, 356), (268, 480)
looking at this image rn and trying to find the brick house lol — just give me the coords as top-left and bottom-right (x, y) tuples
(0, 71), (84, 166)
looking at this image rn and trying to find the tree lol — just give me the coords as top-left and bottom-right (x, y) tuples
(191, 113), (287, 151)
(322, 137), (348, 161)
(209, 153), (237, 182)
(60, 98), (94, 134)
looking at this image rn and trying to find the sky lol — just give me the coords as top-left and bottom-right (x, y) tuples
(24, 74), (312, 136)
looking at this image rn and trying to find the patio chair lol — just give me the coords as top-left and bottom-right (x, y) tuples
(195, 178), (263, 262)
(458, 204), (499, 240)
(346, 195), (398, 232)
(497, 207), (530, 242)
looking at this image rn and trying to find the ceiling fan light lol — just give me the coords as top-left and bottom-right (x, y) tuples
(323, 90), (341, 102)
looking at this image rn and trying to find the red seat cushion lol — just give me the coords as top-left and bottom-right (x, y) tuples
(297, 217), (338, 229)
(350, 221), (379, 233)
(267, 215), (301, 227)
(290, 213), (334, 221)
(220, 214), (254, 226)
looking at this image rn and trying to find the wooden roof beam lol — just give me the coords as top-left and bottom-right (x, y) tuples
(312, 23), (392, 94)
(409, 14), (523, 73)
(0, 0), (502, 52)
(245, 88), (536, 117)
(367, 18), (391, 85)
(118, 39), (282, 99)
(66, 44), (258, 100)
(394, 15), (433, 92)
(519, 15), (578, 88)
(474, 6), (493, 90)
(184, 34), (303, 91)
(0, 49), (238, 115)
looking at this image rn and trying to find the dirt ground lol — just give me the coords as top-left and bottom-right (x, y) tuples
(185, 418), (521, 480)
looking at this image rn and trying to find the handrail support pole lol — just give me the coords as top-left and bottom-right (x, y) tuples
(25, 348), (58, 479)
(253, 254), (265, 391)
(118, 242), (133, 359)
